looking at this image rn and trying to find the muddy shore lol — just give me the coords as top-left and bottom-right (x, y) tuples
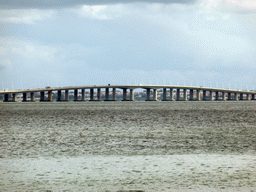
(1, 101), (256, 191)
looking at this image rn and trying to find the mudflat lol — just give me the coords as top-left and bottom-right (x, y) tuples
(1, 101), (256, 191)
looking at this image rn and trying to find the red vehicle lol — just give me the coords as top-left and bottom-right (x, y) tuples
(45, 86), (51, 89)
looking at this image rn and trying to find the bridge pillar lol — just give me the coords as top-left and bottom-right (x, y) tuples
(81, 89), (85, 101)
(215, 92), (219, 101)
(153, 89), (157, 101)
(130, 89), (134, 101)
(222, 92), (226, 101)
(190, 89), (193, 101)
(235, 93), (239, 101)
(90, 88), (94, 101)
(30, 92), (35, 102)
(247, 94), (251, 101)
(57, 90), (62, 101)
(74, 89), (78, 101)
(202, 90), (207, 101)
(196, 89), (200, 101)
(240, 93), (243, 100)
(97, 88), (101, 101)
(48, 91), (53, 101)
(4, 94), (9, 102)
(170, 88), (174, 101)
(228, 92), (231, 101)
(112, 88), (117, 101)
(105, 88), (109, 101)
(176, 89), (180, 101)
(22, 93), (27, 102)
(12, 93), (17, 102)
(65, 90), (69, 101)
(146, 88), (151, 101)
(209, 91), (213, 101)
(184, 89), (187, 101)
(162, 88), (167, 101)
(252, 94), (255, 100)
(122, 88), (127, 101)
(40, 91), (45, 101)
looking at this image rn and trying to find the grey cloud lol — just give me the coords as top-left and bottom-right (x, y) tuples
(1, 0), (196, 9)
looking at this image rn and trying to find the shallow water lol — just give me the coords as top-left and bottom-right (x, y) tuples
(1, 101), (256, 191)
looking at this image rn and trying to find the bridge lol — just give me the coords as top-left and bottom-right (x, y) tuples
(0, 85), (255, 102)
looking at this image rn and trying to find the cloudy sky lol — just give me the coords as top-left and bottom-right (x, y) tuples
(1, 0), (256, 90)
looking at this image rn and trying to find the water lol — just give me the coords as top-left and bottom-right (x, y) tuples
(1, 101), (256, 191)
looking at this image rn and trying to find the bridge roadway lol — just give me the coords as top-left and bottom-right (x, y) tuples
(0, 85), (255, 102)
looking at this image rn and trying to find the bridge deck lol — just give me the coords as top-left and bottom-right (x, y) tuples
(0, 85), (255, 94)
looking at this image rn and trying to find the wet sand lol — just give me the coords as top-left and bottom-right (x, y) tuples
(0, 101), (256, 191)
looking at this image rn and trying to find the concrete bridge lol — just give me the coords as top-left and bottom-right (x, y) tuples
(0, 85), (255, 102)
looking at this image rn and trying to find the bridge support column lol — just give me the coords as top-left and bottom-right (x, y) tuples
(210, 91), (213, 101)
(90, 88), (94, 101)
(130, 89), (134, 101)
(65, 90), (69, 101)
(74, 89), (78, 101)
(222, 92), (226, 101)
(153, 89), (157, 101)
(170, 88), (174, 101)
(247, 94), (251, 101)
(57, 90), (62, 101)
(202, 90), (207, 101)
(97, 88), (101, 101)
(105, 88), (109, 101)
(162, 88), (167, 101)
(184, 89), (187, 101)
(190, 89), (193, 101)
(22, 93), (27, 102)
(122, 88), (127, 101)
(176, 89), (180, 101)
(197, 89), (200, 101)
(40, 91), (45, 101)
(30, 92), (35, 102)
(12, 93), (17, 102)
(228, 92), (231, 101)
(112, 88), (117, 101)
(4, 94), (9, 102)
(235, 93), (239, 101)
(215, 92), (219, 101)
(81, 89), (85, 101)
(146, 88), (151, 101)
(48, 91), (53, 102)
(240, 93), (243, 100)
(252, 94), (255, 100)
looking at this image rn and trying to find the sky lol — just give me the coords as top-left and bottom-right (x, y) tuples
(1, 0), (256, 90)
